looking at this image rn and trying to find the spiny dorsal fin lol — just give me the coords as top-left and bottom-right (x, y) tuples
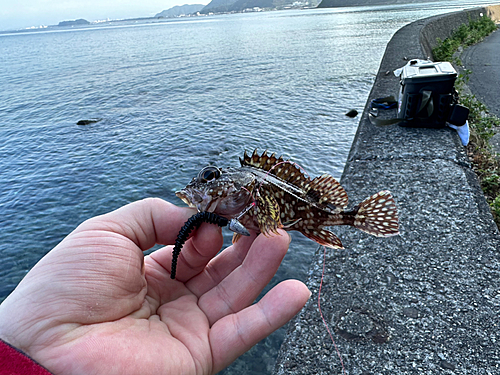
(240, 149), (310, 189)
(240, 149), (282, 171)
(305, 174), (348, 210)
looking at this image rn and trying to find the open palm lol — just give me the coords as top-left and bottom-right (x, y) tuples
(0, 198), (310, 375)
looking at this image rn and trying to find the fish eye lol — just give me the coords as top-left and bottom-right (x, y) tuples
(197, 166), (221, 183)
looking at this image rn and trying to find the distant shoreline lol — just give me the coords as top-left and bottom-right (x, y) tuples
(0, 7), (306, 34)
(318, 0), (443, 8)
(0, 16), (193, 35)
(0, 0), (471, 35)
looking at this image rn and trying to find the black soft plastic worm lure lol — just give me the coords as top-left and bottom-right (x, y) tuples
(170, 212), (229, 280)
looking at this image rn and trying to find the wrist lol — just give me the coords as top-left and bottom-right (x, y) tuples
(0, 290), (48, 360)
(0, 338), (53, 374)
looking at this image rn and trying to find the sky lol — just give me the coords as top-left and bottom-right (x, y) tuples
(0, 0), (210, 31)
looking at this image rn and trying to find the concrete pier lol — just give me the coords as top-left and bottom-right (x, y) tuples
(274, 6), (500, 374)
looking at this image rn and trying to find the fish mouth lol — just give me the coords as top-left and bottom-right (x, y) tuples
(175, 189), (217, 213)
(175, 190), (194, 208)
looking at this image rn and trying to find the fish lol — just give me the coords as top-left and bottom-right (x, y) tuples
(175, 150), (399, 248)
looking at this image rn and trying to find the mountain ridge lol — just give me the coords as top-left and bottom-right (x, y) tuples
(201, 0), (315, 13)
(155, 4), (205, 17)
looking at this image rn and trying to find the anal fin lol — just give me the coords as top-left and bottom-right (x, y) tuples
(302, 228), (344, 249)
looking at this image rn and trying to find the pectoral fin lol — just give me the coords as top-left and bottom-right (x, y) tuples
(232, 233), (242, 244)
(255, 195), (283, 236)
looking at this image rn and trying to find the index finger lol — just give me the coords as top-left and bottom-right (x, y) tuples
(88, 198), (225, 282)
(78, 198), (201, 250)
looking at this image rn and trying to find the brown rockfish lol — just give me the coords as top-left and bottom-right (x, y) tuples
(176, 150), (399, 248)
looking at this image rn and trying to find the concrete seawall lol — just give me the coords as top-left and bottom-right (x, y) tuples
(275, 5), (500, 375)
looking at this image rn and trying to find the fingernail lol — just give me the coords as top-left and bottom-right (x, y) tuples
(277, 228), (292, 244)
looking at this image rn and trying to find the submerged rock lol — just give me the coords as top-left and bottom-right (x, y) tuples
(345, 109), (359, 118)
(77, 118), (102, 125)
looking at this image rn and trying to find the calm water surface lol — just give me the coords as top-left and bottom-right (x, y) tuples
(0, 1), (494, 373)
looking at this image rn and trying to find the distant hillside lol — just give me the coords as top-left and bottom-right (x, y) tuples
(155, 4), (205, 17)
(57, 19), (90, 27)
(200, 0), (240, 13)
(318, 0), (441, 8)
(201, 0), (309, 13)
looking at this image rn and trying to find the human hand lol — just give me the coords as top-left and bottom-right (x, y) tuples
(0, 198), (310, 375)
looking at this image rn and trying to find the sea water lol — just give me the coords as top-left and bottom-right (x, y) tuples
(0, 1), (494, 373)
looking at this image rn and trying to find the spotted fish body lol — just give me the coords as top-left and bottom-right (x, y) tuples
(176, 150), (399, 248)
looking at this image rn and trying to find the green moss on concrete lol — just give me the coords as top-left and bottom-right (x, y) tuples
(433, 17), (500, 226)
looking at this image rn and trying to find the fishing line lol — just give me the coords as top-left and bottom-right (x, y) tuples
(240, 159), (310, 225)
(258, 160), (311, 192)
(257, 157), (347, 372)
(239, 185), (257, 207)
(318, 245), (346, 375)
(170, 211), (229, 280)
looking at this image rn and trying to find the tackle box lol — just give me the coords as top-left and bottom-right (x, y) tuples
(396, 59), (465, 128)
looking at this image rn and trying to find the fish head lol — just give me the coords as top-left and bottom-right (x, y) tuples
(176, 166), (255, 218)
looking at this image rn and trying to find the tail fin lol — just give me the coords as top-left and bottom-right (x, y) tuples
(353, 190), (399, 237)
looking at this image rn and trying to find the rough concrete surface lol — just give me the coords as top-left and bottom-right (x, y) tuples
(461, 28), (500, 118)
(274, 6), (500, 375)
